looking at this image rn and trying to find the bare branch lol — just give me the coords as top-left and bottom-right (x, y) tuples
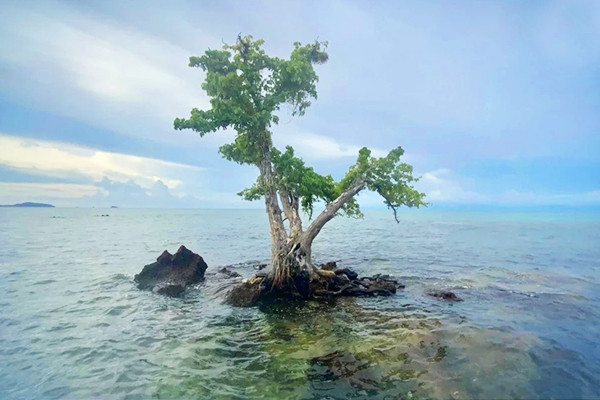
(302, 180), (366, 248)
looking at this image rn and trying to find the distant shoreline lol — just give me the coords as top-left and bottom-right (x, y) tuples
(0, 202), (55, 208)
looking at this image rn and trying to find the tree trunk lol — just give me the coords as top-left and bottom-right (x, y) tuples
(267, 179), (367, 295)
(257, 142), (289, 287)
(279, 190), (303, 240)
(300, 180), (366, 263)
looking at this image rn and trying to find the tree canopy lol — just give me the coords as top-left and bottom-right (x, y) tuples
(175, 35), (426, 243)
(174, 36), (328, 165)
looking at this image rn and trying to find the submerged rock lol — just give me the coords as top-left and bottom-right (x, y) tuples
(308, 350), (378, 391)
(427, 289), (463, 302)
(254, 263), (268, 270)
(217, 267), (242, 278)
(225, 278), (263, 307)
(134, 245), (208, 296)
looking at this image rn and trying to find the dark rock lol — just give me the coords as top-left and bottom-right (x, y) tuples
(254, 263), (268, 270)
(225, 279), (263, 307)
(371, 274), (406, 289)
(335, 268), (358, 281)
(156, 284), (185, 297)
(340, 286), (369, 297)
(427, 290), (463, 302)
(308, 351), (378, 391)
(330, 273), (351, 291)
(320, 261), (337, 271)
(343, 286), (393, 297)
(294, 269), (311, 299)
(371, 273), (396, 282)
(335, 273), (351, 285)
(341, 275), (403, 297)
(217, 267), (242, 278)
(134, 245), (208, 296)
(255, 270), (268, 278)
(366, 279), (398, 295)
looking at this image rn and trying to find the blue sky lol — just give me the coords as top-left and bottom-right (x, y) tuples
(0, 0), (599, 208)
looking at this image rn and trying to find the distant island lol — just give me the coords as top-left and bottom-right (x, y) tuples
(0, 202), (55, 208)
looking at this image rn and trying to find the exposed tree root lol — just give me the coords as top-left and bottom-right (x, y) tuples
(225, 259), (405, 307)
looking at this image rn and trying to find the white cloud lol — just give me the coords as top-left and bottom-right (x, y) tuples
(276, 131), (389, 160)
(418, 168), (488, 204)
(0, 2), (212, 144)
(0, 134), (203, 189)
(418, 168), (600, 206)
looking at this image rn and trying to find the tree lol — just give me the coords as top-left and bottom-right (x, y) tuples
(174, 35), (426, 299)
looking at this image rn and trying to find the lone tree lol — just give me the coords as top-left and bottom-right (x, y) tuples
(175, 35), (426, 300)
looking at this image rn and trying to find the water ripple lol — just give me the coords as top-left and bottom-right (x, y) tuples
(0, 208), (599, 399)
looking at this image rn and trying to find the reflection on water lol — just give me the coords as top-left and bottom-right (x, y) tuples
(0, 208), (599, 399)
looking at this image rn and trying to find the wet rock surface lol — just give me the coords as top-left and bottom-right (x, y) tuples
(224, 279), (263, 307)
(320, 261), (338, 271)
(224, 262), (405, 307)
(427, 289), (463, 302)
(217, 267), (242, 278)
(335, 267), (358, 281)
(316, 269), (405, 298)
(134, 245), (208, 296)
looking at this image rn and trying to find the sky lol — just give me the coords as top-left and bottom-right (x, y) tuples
(0, 0), (599, 208)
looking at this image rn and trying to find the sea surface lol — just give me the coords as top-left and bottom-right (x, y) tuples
(1, 208), (599, 399)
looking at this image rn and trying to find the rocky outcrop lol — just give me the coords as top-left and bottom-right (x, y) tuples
(217, 267), (242, 278)
(320, 261), (338, 271)
(135, 245), (208, 296)
(427, 289), (463, 302)
(315, 271), (405, 298)
(224, 278), (263, 307)
(224, 263), (405, 307)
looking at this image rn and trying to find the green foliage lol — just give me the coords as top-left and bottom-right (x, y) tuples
(272, 147), (336, 218)
(239, 144), (426, 222)
(175, 35), (426, 225)
(238, 146), (336, 219)
(338, 147), (427, 222)
(174, 35), (328, 165)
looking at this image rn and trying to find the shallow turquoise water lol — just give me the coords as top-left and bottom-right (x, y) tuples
(0, 208), (599, 399)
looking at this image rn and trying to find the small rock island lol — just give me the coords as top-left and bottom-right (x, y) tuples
(0, 202), (55, 208)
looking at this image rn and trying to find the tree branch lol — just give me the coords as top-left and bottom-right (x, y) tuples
(302, 180), (366, 249)
(279, 190), (303, 239)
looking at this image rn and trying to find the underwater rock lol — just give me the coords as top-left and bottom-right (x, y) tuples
(134, 245), (208, 296)
(427, 290), (463, 302)
(217, 267), (242, 278)
(225, 278), (263, 307)
(370, 274), (405, 288)
(308, 350), (378, 391)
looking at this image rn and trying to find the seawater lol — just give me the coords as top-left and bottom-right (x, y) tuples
(0, 208), (599, 399)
